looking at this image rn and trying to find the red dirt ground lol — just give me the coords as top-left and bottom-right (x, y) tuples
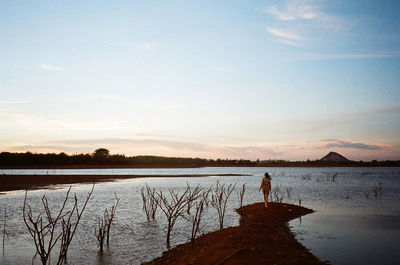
(144, 202), (329, 265)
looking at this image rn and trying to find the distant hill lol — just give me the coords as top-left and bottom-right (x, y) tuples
(320, 152), (351, 162)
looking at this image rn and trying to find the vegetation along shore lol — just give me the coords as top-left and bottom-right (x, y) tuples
(1, 149), (399, 168)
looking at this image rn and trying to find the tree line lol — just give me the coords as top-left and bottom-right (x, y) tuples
(0, 149), (399, 168)
(0, 148), (255, 167)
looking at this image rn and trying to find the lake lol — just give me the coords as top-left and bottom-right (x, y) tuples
(0, 167), (399, 265)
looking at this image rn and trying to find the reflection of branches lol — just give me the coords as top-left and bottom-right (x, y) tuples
(23, 184), (94, 265)
(236, 183), (246, 208)
(211, 181), (236, 229)
(141, 184), (158, 221)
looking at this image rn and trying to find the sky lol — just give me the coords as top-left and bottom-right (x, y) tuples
(1, 0), (400, 161)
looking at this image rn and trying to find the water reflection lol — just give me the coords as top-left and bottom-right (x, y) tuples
(0, 167), (399, 265)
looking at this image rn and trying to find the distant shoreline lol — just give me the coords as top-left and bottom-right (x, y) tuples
(1, 164), (399, 169)
(0, 173), (250, 193)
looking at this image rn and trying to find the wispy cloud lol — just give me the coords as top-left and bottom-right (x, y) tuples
(262, 0), (348, 46)
(317, 139), (383, 150)
(4, 137), (400, 161)
(266, 6), (294, 21)
(40, 63), (64, 71)
(265, 27), (303, 46)
(266, 1), (318, 21)
(265, 27), (301, 41)
(5, 138), (283, 160)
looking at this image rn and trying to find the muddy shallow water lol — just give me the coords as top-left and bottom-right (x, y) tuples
(0, 167), (399, 265)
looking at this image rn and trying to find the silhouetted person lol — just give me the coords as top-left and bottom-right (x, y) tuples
(259, 172), (271, 207)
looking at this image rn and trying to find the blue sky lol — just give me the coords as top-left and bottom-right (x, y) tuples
(1, 0), (399, 160)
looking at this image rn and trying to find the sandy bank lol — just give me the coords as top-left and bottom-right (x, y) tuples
(144, 202), (329, 265)
(0, 173), (249, 192)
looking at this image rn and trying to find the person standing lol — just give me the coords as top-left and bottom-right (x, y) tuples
(259, 172), (271, 207)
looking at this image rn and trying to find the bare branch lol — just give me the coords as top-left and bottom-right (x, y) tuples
(106, 193), (120, 245)
(155, 184), (201, 249)
(22, 184), (95, 265)
(211, 181), (236, 229)
(95, 218), (106, 252)
(141, 184), (158, 220)
(188, 188), (210, 248)
(2, 208), (7, 251)
(236, 183), (246, 208)
(270, 184), (287, 203)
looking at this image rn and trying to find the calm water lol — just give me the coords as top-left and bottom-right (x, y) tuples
(0, 167), (399, 265)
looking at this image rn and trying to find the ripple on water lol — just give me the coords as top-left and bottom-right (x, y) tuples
(0, 167), (399, 265)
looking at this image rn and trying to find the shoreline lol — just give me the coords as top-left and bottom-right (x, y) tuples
(0, 173), (249, 192)
(144, 202), (329, 265)
(1, 164), (398, 169)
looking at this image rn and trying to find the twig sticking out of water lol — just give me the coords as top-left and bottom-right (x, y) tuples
(374, 182), (383, 197)
(301, 173), (312, 180)
(2, 208), (6, 251)
(365, 182), (383, 200)
(95, 193), (120, 251)
(106, 193), (120, 245)
(211, 181), (236, 230)
(331, 173), (337, 182)
(156, 184), (203, 249)
(186, 182), (196, 214)
(23, 184), (95, 265)
(141, 184), (158, 221)
(188, 189), (210, 249)
(236, 183), (246, 208)
(95, 218), (106, 252)
(286, 187), (293, 200)
(271, 184), (286, 203)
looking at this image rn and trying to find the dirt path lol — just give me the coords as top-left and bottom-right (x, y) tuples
(144, 202), (329, 265)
